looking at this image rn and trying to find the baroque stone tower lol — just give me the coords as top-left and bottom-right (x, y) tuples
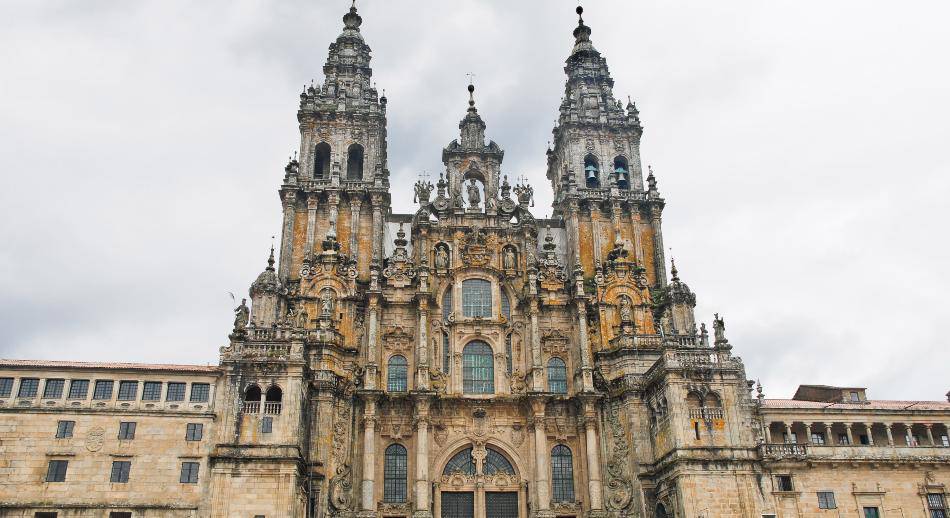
(215, 4), (764, 518)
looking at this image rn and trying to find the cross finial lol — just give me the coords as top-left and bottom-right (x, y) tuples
(419, 170), (430, 181)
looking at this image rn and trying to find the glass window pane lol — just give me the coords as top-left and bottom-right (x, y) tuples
(17, 378), (39, 398)
(93, 380), (114, 400)
(383, 444), (408, 502)
(67, 380), (89, 399)
(462, 279), (492, 318)
(547, 357), (567, 394)
(463, 342), (494, 394)
(142, 382), (162, 401)
(442, 286), (453, 320)
(167, 382), (186, 401)
(43, 379), (64, 399)
(0, 377), (13, 398)
(484, 448), (514, 475)
(117, 381), (138, 401)
(190, 383), (210, 402)
(387, 356), (408, 392)
(443, 448), (475, 475)
(501, 292), (510, 320)
(551, 445), (575, 502)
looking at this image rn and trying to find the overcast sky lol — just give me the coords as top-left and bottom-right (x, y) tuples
(1, 0), (948, 401)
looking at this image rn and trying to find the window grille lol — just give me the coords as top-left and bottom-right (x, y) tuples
(485, 492), (518, 518)
(383, 444), (408, 502)
(547, 357), (567, 394)
(92, 380), (114, 400)
(387, 355), (408, 392)
(180, 462), (199, 483)
(43, 379), (64, 399)
(186, 423), (203, 441)
(461, 279), (492, 318)
(110, 460), (131, 483)
(0, 377), (12, 398)
(118, 422), (136, 440)
(55, 420), (74, 439)
(17, 378), (39, 398)
(190, 383), (210, 402)
(462, 342), (494, 394)
(551, 445), (575, 502)
(67, 379), (89, 399)
(46, 460), (68, 482)
(166, 382), (186, 402)
(441, 492), (474, 518)
(142, 381), (162, 401)
(117, 381), (138, 401)
(929, 494), (947, 518)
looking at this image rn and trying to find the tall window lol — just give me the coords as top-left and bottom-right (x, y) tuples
(463, 342), (494, 394)
(314, 142), (331, 179)
(388, 355), (408, 392)
(347, 144), (364, 180)
(43, 379), (64, 399)
(46, 460), (68, 482)
(462, 279), (492, 318)
(817, 491), (836, 510)
(110, 460), (131, 483)
(863, 508), (880, 518)
(55, 420), (75, 439)
(501, 291), (511, 320)
(547, 357), (567, 394)
(551, 445), (575, 502)
(383, 444), (408, 503)
(180, 462), (200, 484)
(442, 286), (453, 320)
(118, 422), (136, 440)
(186, 423), (203, 441)
(442, 333), (451, 374)
(584, 154), (600, 188)
(929, 494), (948, 518)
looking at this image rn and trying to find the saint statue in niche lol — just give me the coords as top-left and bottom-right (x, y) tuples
(619, 296), (632, 322)
(466, 178), (481, 208)
(503, 247), (516, 270)
(434, 245), (449, 270)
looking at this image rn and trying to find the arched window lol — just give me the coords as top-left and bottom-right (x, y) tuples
(584, 154), (600, 188)
(704, 393), (722, 408)
(347, 144), (364, 180)
(244, 385), (262, 402)
(314, 142), (331, 179)
(501, 291), (511, 320)
(547, 357), (567, 394)
(484, 447), (515, 475)
(442, 286), (453, 320)
(443, 448), (475, 475)
(551, 445), (575, 502)
(614, 156), (630, 190)
(686, 393), (702, 408)
(388, 355), (408, 392)
(463, 341), (494, 394)
(383, 444), (408, 502)
(462, 279), (492, 318)
(264, 385), (282, 414)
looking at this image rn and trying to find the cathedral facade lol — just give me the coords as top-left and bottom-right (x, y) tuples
(1, 5), (948, 518)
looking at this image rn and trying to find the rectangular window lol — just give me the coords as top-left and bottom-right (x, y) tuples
(929, 494), (947, 518)
(838, 433), (850, 445)
(142, 381), (162, 401)
(811, 432), (825, 445)
(186, 423), (203, 441)
(0, 377), (13, 397)
(110, 460), (131, 483)
(117, 380), (138, 401)
(118, 421), (137, 440)
(262, 416), (273, 434)
(167, 382), (186, 401)
(43, 379), (65, 399)
(461, 279), (492, 318)
(35, 513), (58, 518)
(17, 378), (40, 398)
(817, 491), (836, 509)
(180, 461), (200, 483)
(863, 507), (880, 518)
(55, 420), (75, 439)
(67, 379), (89, 399)
(46, 460), (68, 482)
(859, 434), (870, 445)
(190, 383), (210, 402)
(93, 380), (114, 400)
(776, 475), (793, 492)
(850, 391), (860, 402)
(109, 513), (133, 518)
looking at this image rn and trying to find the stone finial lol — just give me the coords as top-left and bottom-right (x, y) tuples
(647, 165), (658, 193)
(670, 258), (679, 281)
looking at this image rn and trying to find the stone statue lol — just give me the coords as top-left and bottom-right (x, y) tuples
(466, 178), (481, 208)
(453, 186), (464, 208)
(713, 313), (727, 343)
(503, 247), (516, 270)
(321, 290), (334, 317)
(509, 370), (527, 394)
(233, 299), (249, 332)
(619, 297), (632, 322)
(434, 245), (449, 269)
(296, 309), (309, 329)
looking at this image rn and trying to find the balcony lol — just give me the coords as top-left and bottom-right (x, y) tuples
(263, 402), (282, 415)
(761, 442), (950, 462)
(242, 401), (282, 415)
(763, 443), (808, 457)
(688, 407), (725, 420)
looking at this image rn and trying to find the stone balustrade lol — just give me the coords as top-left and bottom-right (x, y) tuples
(688, 406), (725, 420)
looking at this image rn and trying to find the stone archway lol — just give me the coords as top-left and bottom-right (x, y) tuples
(435, 442), (526, 518)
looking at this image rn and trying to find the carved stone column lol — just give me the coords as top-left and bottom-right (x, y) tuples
(824, 423), (832, 444)
(417, 305), (429, 390)
(306, 195), (319, 255)
(328, 192), (340, 237)
(414, 405), (432, 518)
(649, 205), (667, 286)
(366, 299), (379, 390)
(529, 301), (543, 391)
(885, 423), (894, 446)
(804, 423), (813, 444)
(278, 191), (297, 281)
(531, 411), (551, 516)
(350, 197), (363, 257)
(926, 424), (936, 446)
(361, 398), (378, 514)
(371, 195), (383, 263)
(865, 423), (875, 446)
(784, 423), (792, 443)
(566, 200), (581, 267)
(764, 423), (772, 444)
(845, 423), (854, 445)
(575, 300), (593, 392)
(630, 208), (643, 263)
(583, 415), (604, 510)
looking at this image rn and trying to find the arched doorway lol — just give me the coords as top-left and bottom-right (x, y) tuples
(437, 444), (523, 518)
